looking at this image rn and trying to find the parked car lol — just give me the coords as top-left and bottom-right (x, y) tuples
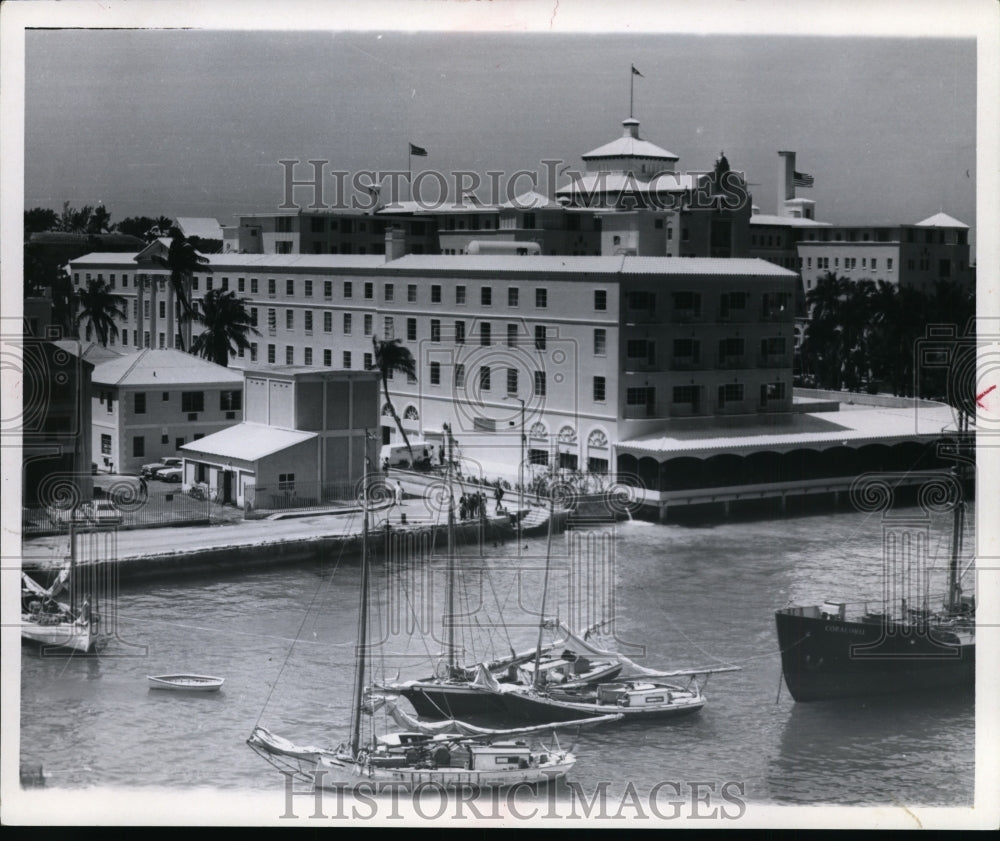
(71, 500), (123, 526)
(142, 457), (182, 479)
(158, 467), (183, 483)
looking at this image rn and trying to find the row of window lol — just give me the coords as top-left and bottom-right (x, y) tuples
(130, 432), (203, 458)
(626, 290), (791, 318)
(807, 256), (893, 272)
(131, 390), (241, 414)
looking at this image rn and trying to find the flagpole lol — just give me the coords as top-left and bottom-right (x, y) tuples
(407, 146), (411, 204)
(629, 67), (634, 119)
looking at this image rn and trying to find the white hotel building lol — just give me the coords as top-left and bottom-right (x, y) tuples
(69, 241), (797, 479)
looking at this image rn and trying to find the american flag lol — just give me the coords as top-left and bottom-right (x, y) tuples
(793, 170), (815, 188)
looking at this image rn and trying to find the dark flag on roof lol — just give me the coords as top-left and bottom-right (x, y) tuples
(793, 170), (815, 188)
(409, 143), (428, 157)
(631, 64), (643, 77)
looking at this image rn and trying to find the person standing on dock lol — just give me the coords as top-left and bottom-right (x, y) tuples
(394, 481), (404, 507)
(495, 483), (504, 513)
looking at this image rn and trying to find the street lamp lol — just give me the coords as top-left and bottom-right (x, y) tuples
(503, 394), (525, 557)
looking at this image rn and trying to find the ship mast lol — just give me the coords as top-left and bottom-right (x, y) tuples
(445, 423), (457, 674)
(349, 431), (372, 757)
(532, 470), (557, 689)
(947, 407), (969, 614)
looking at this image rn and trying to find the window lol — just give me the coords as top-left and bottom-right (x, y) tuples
(479, 366), (491, 390)
(508, 287), (519, 307)
(718, 337), (745, 361)
(534, 371), (546, 397)
(251, 278), (259, 294)
(593, 376), (606, 402)
(340, 351), (350, 369)
(454, 363), (465, 387)
(455, 320), (466, 344)
(506, 368), (518, 395)
(430, 319), (441, 342)
(363, 314), (372, 336)
(324, 312), (332, 333)
(672, 385), (697, 404)
(534, 325), (546, 350)
(760, 382), (786, 405)
(407, 318), (417, 341)
(250, 343), (258, 362)
(238, 277), (246, 293)
(323, 280), (332, 298)
(456, 285), (466, 304)
(344, 281), (353, 298)
(205, 277), (213, 292)
(384, 283), (394, 302)
(535, 288), (547, 308)
(718, 383), (744, 405)
(304, 347), (313, 366)
(144, 331), (150, 348)
(888, 258), (894, 271)
(481, 287), (492, 306)
(507, 324), (518, 347)
(181, 391), (205, 412)
(122, 329), (128, 346)
(304, 311), (313, 332)
(872, 258), (878, 270)
(159, 301), (166, 319)
(268, 344), (276, 364)
(250, 307), (258, 327)
(594, 290), (607, 311)
(144, 300), (150, 318)
(719, 291), (747, 317)
(626, 387), (654, 407)
(383, 316), (395, 339)
(286, 346), (294, 364)
(363, 352), (372, 369)
(430, 361), (441, 385)
(431, 284), (442, 303)
(344, 313), (352, 334)
(673, 338), (700, 361)
(278, 473), (295, 491)
(286, 309), (294, 330)
(101, 434), (112, 455)
(481, 322), (491, 346)
(594, 329), (606, 355)
(268, 308), (277, 332)
(133, 436), (145, 458)
(304, 280), (312, 297)
(134, 392), (146, 414)
(760, 337), (787, 357)
(364, 282), (373, 300)
(671, 291), (699, 314)
(408, 284), (417, 303)
(161, 433), (170, 445)
(161, 391), (169, 402)
(286, 279), (294, 296)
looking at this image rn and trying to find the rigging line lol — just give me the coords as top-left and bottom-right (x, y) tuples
(111, 612), (358, 645)
(254, 508), (360, 727)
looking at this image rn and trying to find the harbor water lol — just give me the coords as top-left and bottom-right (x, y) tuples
(19, 504), (975, 807)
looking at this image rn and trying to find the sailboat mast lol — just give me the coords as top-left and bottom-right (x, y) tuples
(445, 423), (456, 673)
(69, 521), (76, 617)
(948, 466), (963, 614)
(349, 431), (372, 756)
(532, 480), (556, 688)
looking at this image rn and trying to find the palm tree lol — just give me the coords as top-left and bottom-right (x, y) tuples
(189, 289), (258, 367)
(369, 336), (417, 462)
(75, 278), (127, 347)
(152, 226), (210, 350)
(804, 272), (849, 389)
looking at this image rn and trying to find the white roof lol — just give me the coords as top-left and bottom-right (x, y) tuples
(176, 217), (224, 241)
(750, 214), (832, 228)
(91, 349), (244, 387)
(618, 401), (956, 457)
(384, 254), (797, 277)
(180, 422), (316, 461)
(914, 212), (968, 229)
(582, 120), (678, 161)
(500, 191), (564, 210)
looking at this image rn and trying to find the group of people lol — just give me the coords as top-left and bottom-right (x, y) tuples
(458, 482), (505, 520)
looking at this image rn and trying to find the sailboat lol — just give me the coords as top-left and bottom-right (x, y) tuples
(21, 523), (108, 654)
(384, 439), (739, 724)
(247, 430), (612, 790)
(774, 463), (975, 702)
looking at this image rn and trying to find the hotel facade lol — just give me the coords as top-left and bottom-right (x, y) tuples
(68, 245), (797, 479)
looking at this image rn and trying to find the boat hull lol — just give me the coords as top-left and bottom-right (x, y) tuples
(775, 607), (975, 703)
(497, 685), (705, 723)
(21, 616), (103, 654)
(398, 683), (511, 720)
(314, 755), (574, 790)
(148, 675), (225, 692)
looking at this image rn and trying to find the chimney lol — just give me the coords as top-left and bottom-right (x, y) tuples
(385, 226), (407, 262)
(777, 151), (796, 216)
(622, 118), (641, 139)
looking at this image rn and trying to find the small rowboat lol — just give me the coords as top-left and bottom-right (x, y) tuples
(148, 674), (225, 692)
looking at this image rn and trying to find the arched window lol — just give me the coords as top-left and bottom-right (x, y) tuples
(403, 406), (419, 420)
(530, 422), (548, 440)
(559, 425), (577, 445)
(587, 428), (610, 474)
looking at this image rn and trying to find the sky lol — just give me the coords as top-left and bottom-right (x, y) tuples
(19, 16), (980, 238)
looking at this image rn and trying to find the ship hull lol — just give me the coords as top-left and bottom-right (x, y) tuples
(775, 607), (975, 703)
(398, 683), (512, 720)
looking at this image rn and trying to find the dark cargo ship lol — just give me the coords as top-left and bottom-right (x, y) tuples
(775, 468), (975, 703)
